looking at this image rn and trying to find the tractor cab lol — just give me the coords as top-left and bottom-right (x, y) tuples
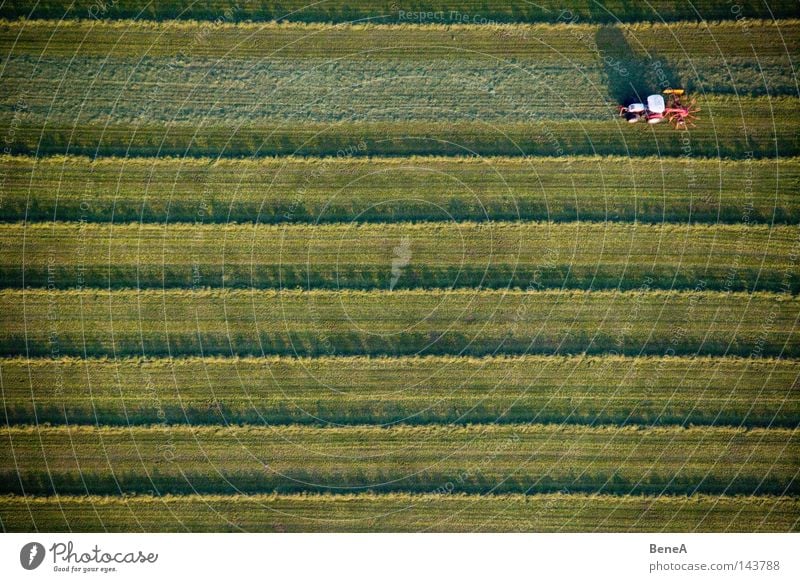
(646, 94), (665, 124)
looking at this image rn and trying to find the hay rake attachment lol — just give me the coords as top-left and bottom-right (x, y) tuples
(663, 89), (700, 128)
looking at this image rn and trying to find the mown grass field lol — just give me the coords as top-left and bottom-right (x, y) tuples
(6, 1), (799, 24)
(0, 5), (798, 533)
(1, 20), (798, 157)
(3, 425), (797, 495)
(3, 155), (798, 224)
(3, 493), (797, 533)
(2, 289), (797, 357)
(3, 356), (796, 426)
(5, 19), (796, 60)
(6, 116), (796, 158)
(3, 221), (796, 291)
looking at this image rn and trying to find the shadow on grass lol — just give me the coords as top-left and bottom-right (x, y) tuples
(595, 25), (681, 106)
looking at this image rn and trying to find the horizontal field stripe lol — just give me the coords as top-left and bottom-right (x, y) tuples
(1, 289), (797, 358)
(1, 20), (797, 158)
(3, 55), (795, 124)
(2, 19), (797, 60)
(3, 221), (797, 292)
(5, 1), (799, 24)
(2, 355), (797, 427)
(1, 493), (797, 532)
(5, 114), (796, 159)
(2, 155), (798, 225)
(2, 424), (797, 495)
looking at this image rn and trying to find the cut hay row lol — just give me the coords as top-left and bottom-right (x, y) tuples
(2, 288), (797, 358)
(2, 53), (794, 125)
(3, 155), (797, 225)
(2, 424), (797, 495)
(2, 355), (797, 427)
(1, 493), (797, 532)
(2, 19), (796, 60)
(4, 113), (795, 159)
(5, 1), (798, 24)
(2, 13), (798, 536)
(2, 221), (797, 292)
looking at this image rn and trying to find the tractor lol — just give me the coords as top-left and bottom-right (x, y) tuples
(618, 89), (699, 128)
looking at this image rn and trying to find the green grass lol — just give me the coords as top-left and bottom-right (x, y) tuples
(4, 221), (796, 292)
(2, 19), (795, 99)
(2, 289), (797, 358)
(5, 113), (795, 159)
(4, 20), (797, 60)
(5, 1), (799, 24)
(2, 492), (797, 532)
(2, 424), (797, 495)
(2, 20), (797, 158)
(3, 155), (798, 225)
(3, 355), (797, 427)
(1, 13), (798, 534)
(0, 493), (800, 533)
(3, 36), (795, 125)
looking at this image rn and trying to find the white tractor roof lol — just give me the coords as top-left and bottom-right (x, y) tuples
(647, 94), (666, 114)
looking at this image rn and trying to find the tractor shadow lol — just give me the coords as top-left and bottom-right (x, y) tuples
(594, 25), (681, 105)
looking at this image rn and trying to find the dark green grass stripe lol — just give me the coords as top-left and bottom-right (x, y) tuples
(4, 1), (799, 24)
(1, 424), (797, 496)
(2, 355), (797, 427)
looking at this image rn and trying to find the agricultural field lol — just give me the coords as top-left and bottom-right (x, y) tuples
(0, 2), (798, 533)
(3, 155), (798, 224)
(3, 494), (797, 533)
(1, 20), (799, 157)
(2, 425), (798, 495)
(3, 221), (797, 291)
(3, 288), (798, 357)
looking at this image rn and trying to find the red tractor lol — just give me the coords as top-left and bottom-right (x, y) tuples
(618, 89), (699, 128)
